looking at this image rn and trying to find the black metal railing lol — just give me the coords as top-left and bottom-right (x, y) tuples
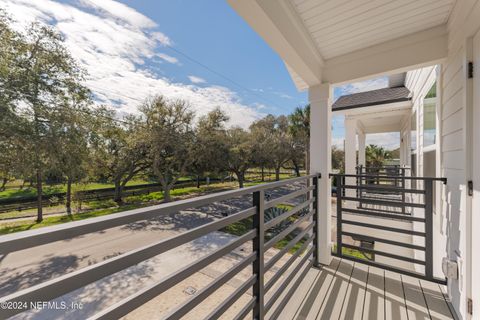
(0, 174), (320, 320)
(356, 165), (411, 214)
(331, 172), (446, 284)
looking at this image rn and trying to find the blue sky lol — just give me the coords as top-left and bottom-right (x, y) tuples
(121, 0), (307, 115)
(2, 0), (398, 149)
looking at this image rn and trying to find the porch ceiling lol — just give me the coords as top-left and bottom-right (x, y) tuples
(345, 100), (412, 134)
(228, 0), (454, 87)
(358, 113), (408, 134)
(290, 0), (455, 60)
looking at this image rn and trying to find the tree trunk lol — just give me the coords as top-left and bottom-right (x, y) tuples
(294, 164), (301, 177)
(20, 179), (26, 190)
(0, 178), (7, 191)
(275, 167), (280, 181)
(163, 186), (172, 202)
(114, 180), (123, 204)
(66, 177), (72, 215)
(292, 158), (301, 177)
(36, 169), (43, 222)
(261, 166), (265, 182)
(196, 175), (201, 188)
(236, 172), (244, 188)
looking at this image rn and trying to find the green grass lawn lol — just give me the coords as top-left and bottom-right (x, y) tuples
(333, 244), (372, 260)
(0, 182), (236, 235)
(0, 204), (143, 234)
(0, 179), (152, 199)
(0, 175), (298, 235)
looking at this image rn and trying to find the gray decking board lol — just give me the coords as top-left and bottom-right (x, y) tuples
(339, 262), (368, 320)
(384, 270), (408, 320)
(291, 258), (341, 319)
(315, 259), (354, 319)
(420, 280), (455, 320)
(363, 265), (385, 319)
(280, 258), (453, 320)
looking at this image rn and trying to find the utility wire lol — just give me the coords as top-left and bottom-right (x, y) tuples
(164, 44), (284, 109)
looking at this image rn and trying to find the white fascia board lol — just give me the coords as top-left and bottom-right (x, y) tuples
(228, 0), (323, 88)
(362, 122), (403, 134)
(335, 101), (412, 116)
(322, 25), (448, 85)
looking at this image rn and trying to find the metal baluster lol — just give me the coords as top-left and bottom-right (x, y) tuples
(252, 190), (265, 319)
(336, 176), (343, 257)
(402, 168), (406, 214)
(424, 179), (434, 280)
(312, 175), (319, 267)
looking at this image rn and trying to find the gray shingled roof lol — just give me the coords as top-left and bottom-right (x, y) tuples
(332, 86), (411, 111)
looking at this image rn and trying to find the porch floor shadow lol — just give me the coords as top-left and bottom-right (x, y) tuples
(276, 258), (456, 320)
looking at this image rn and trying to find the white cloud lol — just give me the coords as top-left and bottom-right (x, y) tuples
(334, 77), (388, 100)
(1, 0), (263, 128)
(366, 132), (400, 150)
(188, 75), (206, 84)
(78, 0), (157, 29)
(156, 53), (179, 64)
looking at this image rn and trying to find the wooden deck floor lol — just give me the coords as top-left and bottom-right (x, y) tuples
(277, 258), (456, 320)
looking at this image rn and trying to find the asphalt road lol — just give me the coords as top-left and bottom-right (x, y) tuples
(0, 182), (306, 319)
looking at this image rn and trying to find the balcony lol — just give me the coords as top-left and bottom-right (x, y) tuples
(0, 172), (455, 319)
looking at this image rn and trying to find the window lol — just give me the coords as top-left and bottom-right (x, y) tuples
(423, 83), (437, 147)
(411, 110), (417, 151)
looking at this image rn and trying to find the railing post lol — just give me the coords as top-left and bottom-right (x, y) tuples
(401, 168), (406, 214)
(252, 190), (265, 320)
(336, 176), (343, 257)
(424, 179), (434, 280)
(312, 175), (319, 267)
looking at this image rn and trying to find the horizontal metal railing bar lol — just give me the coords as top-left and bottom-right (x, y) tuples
(204, 275), (256, 320)
(87, 231), (256, 320)
(264, 223), (314, 272)
(164, 253), (256, 320)
(332, 254), (447, 285)
(264, 210), (314, 250)
(358, 193), (402, 200)
(342, 184), (425, 194)
(341, 232), (425, 251)
(352, 205), (411, 216)
(330, 173), (447, 184)
(341, 243), (426, 265)
(233, 297), (256, 320)
(342, 207), (425, 222)
(264, 198), (314, 230)
(268, 258), (313, 320)
(265, 235), (314, 292)
(340, 196), (425, 208)
(0, 209), (257, 318)
(264, 185), (315, 209)
(264, 247), (314, 313)
(0, 174), (319, 254)
(341, 219), (426, 236)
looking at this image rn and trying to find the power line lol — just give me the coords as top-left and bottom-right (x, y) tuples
(164, 44), (285, 109)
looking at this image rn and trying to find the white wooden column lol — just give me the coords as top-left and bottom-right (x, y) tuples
(344, 118), (357, 175)
(358, 130), (366, 167)
(309, 83), (332, 266)
(344, 118), (357, 197)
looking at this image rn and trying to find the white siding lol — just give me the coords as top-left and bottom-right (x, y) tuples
(440, 0), (480, 317)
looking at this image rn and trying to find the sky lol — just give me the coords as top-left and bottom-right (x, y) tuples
(1, 0), (399, 149)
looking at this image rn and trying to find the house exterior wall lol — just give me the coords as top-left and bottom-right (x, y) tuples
(440, 1), (480, 317)
(404, 67), (443, 280)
